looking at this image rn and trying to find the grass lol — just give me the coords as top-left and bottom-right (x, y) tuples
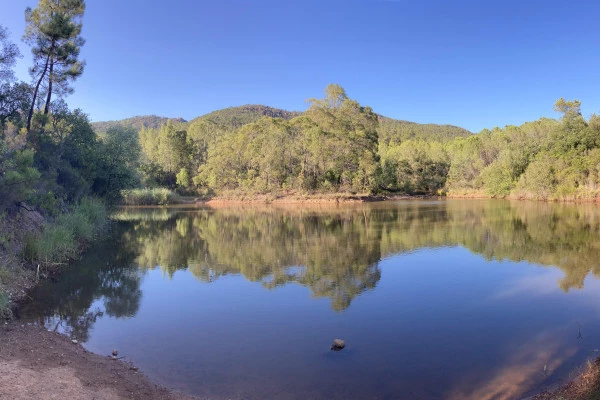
(0, 266), (11, 317)
(0, 291), (8, 318)
(120, 188), (182, 206)
(24, 198), (107, 266)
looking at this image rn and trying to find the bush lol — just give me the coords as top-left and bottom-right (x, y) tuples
(120, 188), (181, 206)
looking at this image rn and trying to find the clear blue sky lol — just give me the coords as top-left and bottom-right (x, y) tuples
(3, 0), (600, 132)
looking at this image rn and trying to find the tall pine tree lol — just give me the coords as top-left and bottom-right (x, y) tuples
(23, 0), (85, 131)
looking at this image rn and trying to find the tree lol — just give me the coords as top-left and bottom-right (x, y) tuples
(305, 84), (380, 192)
(0, 26), (29, 131)
(94, 126), (141, 200)
(23, 0), (86, 131)
(554, 98), (582, 120)
(0, 25), (21, 83)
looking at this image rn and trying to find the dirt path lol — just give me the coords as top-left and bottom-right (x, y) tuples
(0, 323), (197, 400)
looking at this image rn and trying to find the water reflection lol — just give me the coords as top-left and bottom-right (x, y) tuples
(119, 207), (385, 311)
(21, 223), (143, 341)
(115, 200), (600, 297)
(19, 199), (600, 399)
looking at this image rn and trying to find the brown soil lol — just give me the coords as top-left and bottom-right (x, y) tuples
(531, 357), (600, 400)
(0, 322), (198, 400)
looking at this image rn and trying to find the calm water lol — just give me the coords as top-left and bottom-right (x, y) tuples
(19, 200), (600, 400)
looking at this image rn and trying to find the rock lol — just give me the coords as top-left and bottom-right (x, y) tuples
(71, 339), (78, 344)
(112, 349), (118, 356)
(331, 339), (345, 351)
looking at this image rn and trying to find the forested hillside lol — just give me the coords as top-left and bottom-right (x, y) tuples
(91, 115), (187, 135)
(378, 117), (472, 144)
(124, 89), (600, 201)
(192, 105), (301, 128)
(98, 105), (472, 143)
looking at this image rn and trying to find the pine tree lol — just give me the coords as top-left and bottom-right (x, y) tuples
(23, 0), (85, 131)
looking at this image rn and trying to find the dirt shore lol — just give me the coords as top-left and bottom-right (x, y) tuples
(199, 193), (434, 206)
(0, 322), (198, 400)
(531, 357), (600, 400)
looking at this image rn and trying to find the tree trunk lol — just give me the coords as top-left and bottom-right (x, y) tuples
(26, 54), (51, 132)
(44, 57), (54, 115)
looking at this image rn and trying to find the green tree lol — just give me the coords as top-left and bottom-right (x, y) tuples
(23, 0), (86, 131)
(0, 25), (20, 83)
(305, 84), (379, 192)
(0, 26), (29, 131)
(94, 126), (141, 200)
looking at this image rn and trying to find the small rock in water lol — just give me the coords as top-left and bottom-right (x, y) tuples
(71, 339), (78, 344)
(112, 349), (118, 356)
(331, 339), (345, 351)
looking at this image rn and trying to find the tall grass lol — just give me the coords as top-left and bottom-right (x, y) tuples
(24, 197), (107, 265)
(120, 188), (182, 206)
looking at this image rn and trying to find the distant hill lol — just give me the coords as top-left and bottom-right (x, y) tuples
(191, 105), (302, 128)
(91, 106), (473, 142)
(378, 116), (473, 143)
(91, 115), (187, 134)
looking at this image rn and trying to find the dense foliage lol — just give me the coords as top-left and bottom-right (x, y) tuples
(192, 105), (301, 128)
(91, 115), (187, 135)
(133, 91), (600, 200)
(138, 85), (382, 194)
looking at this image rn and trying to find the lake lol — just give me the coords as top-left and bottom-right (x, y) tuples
(19, 199), (600, 399)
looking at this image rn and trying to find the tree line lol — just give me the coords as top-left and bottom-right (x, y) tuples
(135, 88), (600, 200)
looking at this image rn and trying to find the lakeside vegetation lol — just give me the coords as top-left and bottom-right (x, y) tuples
(24, 197), (106, 266)
(108, 92), (600, 202)
(0, 2), (139, 314)
(120, 188), (182, 206)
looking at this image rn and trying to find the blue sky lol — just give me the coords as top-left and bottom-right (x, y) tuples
(3, 0), (600, 132)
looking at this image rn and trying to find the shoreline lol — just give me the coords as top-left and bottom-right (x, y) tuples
(0, 322), (198, 400)
(181, 193), (600, 206)
(2, 320), (599, 400)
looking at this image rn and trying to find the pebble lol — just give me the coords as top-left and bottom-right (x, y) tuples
(331, 338), (346, 351)
(72, 339), (78, 344)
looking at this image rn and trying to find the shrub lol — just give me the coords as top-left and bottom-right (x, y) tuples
(120, 188), (181, 206)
